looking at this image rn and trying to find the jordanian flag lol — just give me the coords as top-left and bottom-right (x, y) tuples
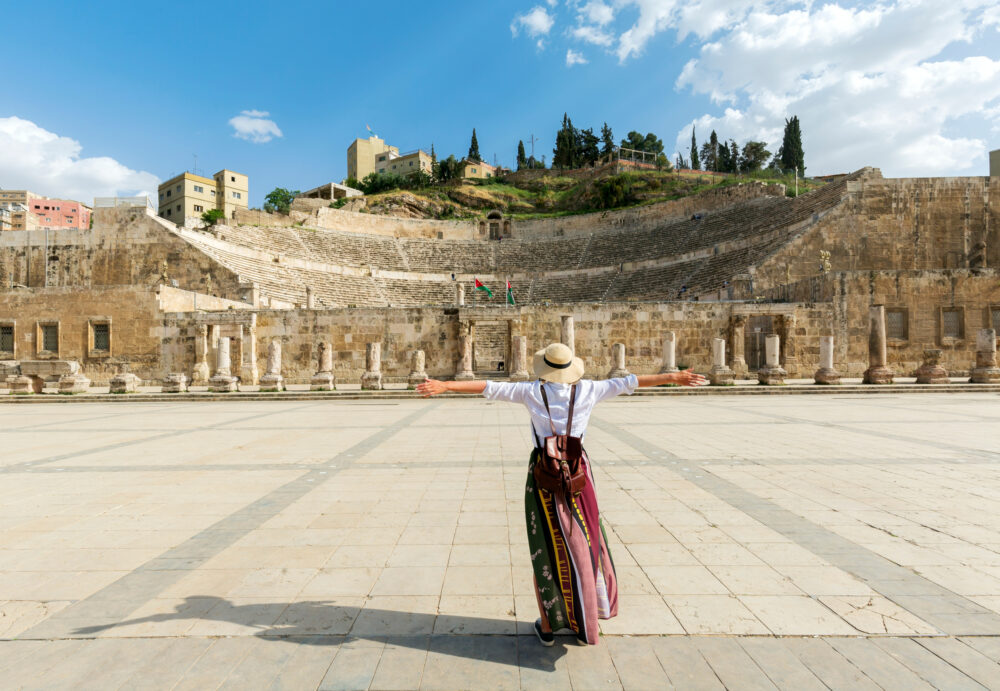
(506, 280), (515, 305)
(474, 278), (493, 298)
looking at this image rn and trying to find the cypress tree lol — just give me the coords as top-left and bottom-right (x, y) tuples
(600, 122), (614, 157)
(689, 127), (700, 171)
(468, 129), (481, 162)
(777, 116), (805, 173)
(517, 140), (527, 170)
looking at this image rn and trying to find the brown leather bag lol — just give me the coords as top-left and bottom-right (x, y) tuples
(533, 383), (587, 497)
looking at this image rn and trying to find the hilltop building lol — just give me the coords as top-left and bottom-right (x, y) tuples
(157, 170), (248, 225)
(460, 159), (496, 179)
(0, 190), (91, 231)
(376, 149), (432, 177)
(347, 136), (398, 181)
(991, 149), (999, 177)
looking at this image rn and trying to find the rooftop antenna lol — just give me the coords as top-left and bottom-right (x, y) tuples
(528, 134), (537, 160)
(192, 154), (199, 176)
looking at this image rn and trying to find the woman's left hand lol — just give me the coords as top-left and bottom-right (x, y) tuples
(416, 379), (448, 397)
(675, 369), (708, 387)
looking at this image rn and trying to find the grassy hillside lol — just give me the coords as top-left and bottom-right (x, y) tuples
(338, 168), (823, 220)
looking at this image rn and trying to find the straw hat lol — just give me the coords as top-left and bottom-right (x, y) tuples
(533, 343), (584, 384)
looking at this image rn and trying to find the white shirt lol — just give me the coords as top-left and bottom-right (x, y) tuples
(483, 376), (638, 445)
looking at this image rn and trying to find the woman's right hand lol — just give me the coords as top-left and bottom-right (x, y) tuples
(417, 379), (449, 397)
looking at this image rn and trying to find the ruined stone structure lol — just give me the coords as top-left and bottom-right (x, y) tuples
(2, 168), (999, 385)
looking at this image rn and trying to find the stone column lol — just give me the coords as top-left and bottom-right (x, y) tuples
(970, 329), (1000, 383)
(814, 335), (841, 384)
(455, 283), (465, 307)
(730, 316), (747, 375)
(781, 314), (799, 376)
(509, 335), (530, 381)
(407, 349), (428, 389)
(162, 372), (189, 393)
(310, 341), (335, 391)
(259, 339), (285, 391)
(659, 331), (679, 373)
(560, 316), (575, 354)
(360, 342), (383, 390)
(208, 336), (238, 392)
(109, 363), (141, 394)
(192, 324), (211, 385)
(240, 318), (259, 386)
(757, 334), (787, 385)
(306, 286), (316, 309)
(863, 305), (893, 384)
(607, 343), (631, 378)
(709, 338), (735, 385)
(916, 348), (949, 384)
(455, 324), (475, 380)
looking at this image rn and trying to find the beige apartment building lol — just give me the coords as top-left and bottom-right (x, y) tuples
(991, 149), (1000, 177)
(157, 169), (248, 225)
(375, 149), (432, 177)
(460, 159), (496, 179)
(347, 136), (398, 182)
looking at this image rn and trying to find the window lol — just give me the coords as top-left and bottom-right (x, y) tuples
(991, 308), (1000, 335)
(231, 176), (235, 182)
(41, 324), (58, 352)
(211, 190), (216, 196)
(175, 184), (181, 192)
(942, 308), (963, 340)
(886, 309), (908, 341)
(194, 205), (203, 212)
(193, 185), (204, 193)
(165, 209), (171, 216)
(166, 190), (171, 197)
(232, 192), (241, 199)
(92, 323), (110, 351)
(176, 204), (181, 211)
(0, 325), (13, 354)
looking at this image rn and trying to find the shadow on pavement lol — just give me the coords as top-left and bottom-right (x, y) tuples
(71, 596), (569, 670)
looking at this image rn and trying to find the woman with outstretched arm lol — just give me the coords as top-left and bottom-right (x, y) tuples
(418, 342), (706, 646)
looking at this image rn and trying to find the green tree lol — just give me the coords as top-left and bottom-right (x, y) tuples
(728, 139), (740, 172)
(201, 208), (226, 226)
(517, 140), (527, 170)
(776, 115), (805, 173)
(600, 122), (615, 157)
(700, 130), (720, 172)
(263, 187), (299, 214)
(578, 127), (600, 167)
(344, 177), (361, 190)
(553, 113), (580, 169)
(689, 127), (700, 171)
(595, 174), (636, 209)
(675, 153), (688, 170)
(655, 153), (672, 171)
(467, 129), (481, 162)
(642, 132), (664, 154)
(717, 140), (732, 173)
(430, 143), (437, 171)
(740, 141), (772, 172)
(434, 155), (461, 182)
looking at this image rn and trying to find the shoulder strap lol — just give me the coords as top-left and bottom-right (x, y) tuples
(567, 383), (577, 438)
(539, 383), (558, 436)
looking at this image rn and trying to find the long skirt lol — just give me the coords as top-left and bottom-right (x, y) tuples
(525, 448), (618, 645)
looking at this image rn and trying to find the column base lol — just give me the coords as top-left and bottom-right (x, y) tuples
(9, 375), (41, 394)
(109, 373), (141, 394)
(191, 362), (210, 386)
(361, 372), (383, 390)
(970, 367), (1000, 384)
(259, 374), (285, 392)
(58, 373), (91, 394)
(813, 368), (841, 385)
(454, 371), (475, 381)
(915, 365), (949, 384)
(162, 373), (189, 393)
(862, 366), (894, 384)
(310, 372), (336, 391)
(658, 366), (679, 375)
(407, 372), (429, 390)
(607, 368), (631, 379)
(708, 366), (736, 386)
(757, 366), (787, 385)
(208, 375), (238, 392)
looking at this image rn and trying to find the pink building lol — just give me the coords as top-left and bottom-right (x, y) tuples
(28, 198), (92, 230)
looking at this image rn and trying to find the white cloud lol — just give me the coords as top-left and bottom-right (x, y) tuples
(228, 110), (283, 144)
(579, 1), (614, 25)
(0, 116), (159, 202)
(511, 6), (555, 40)
(571, 24), (614, 46)
(566, 49), (589, 66)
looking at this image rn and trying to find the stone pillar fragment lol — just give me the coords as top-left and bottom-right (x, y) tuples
(455, 327), (475, 381)
(915, 349), (949, 384)
(192, 324), (211, 385)
(9, 375), (41, 394)
(162, 373), (189, 393)
(259, 339), (285, 392)
(310, 341), (336, 391)
(757, 334), (787, 385)
(730, 316), (747, 375)
(509, 336), (530, 382)
(209, 337), (238, 392)
(607, 343), (631, 378)
(863, 305), (893, 384)
(58, 372), (91, 394)
(361, 342), (383, 390)
(970, 329), (1000, 383)
(814, 336), (841, 384)
(407, 350), (429, 389)
(306, 287), (316, 309)
(708, 338), (735, 386)
(109, 364), (140, 394)
(561, 316), (575, 354)
(455, 283), (465, 307)
(659, 331), (679, 373)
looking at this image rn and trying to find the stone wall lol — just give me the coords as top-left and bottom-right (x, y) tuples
(752, 176), (1000, 291)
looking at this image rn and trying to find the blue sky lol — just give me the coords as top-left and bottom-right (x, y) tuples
(2, 1), (998, 207)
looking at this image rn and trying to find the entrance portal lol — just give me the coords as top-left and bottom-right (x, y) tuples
(745, 315), (774, 371)
(473, 322), (509, 373)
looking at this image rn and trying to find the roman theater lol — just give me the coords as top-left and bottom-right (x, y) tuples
(1, 167), (998, 389)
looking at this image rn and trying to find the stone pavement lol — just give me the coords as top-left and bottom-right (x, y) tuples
(2, 393), (1000, 689)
